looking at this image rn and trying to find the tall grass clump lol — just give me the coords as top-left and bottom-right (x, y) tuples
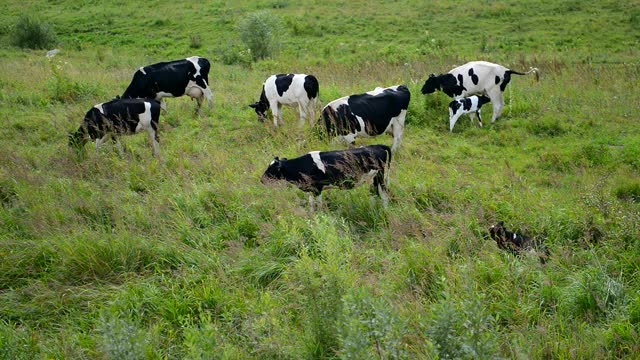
(237, 11), (282, 61)
(12, 16), (57, 49)
(98, 316), (146, 360)
(338, 288), (407, 359)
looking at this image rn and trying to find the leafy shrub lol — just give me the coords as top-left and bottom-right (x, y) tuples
(218, 41), (253, 67)
(98, 317), (146, 360)
(578, 143), (611, 167)
(49, 64), (101, 103)
(562, 267), (624, 321)
(189, 35), (202, 49)
(12, 16), (57, 49)
(237, 11), (282, 60)
(613, 181), (640, 202)
(426, 297), (502, 360)
(338, 288), (407, 359)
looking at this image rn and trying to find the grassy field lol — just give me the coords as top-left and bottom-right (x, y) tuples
(1, 0), (640, 359)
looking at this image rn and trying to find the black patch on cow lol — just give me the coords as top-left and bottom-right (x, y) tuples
(303, 75), (319, 99)
(495, 75), (500, 85)
(321, 103), (360, 137)
(274, 74), (294, 97)
(500, 71), (512, 92)
(489, 221), (549, 263)
(261, 145), (391, 197)
(122, 57), (210, 100)
(440, 74), (465, 98)
(478, 95), (491, 106)
(468, 68), (479, 85)
(346, 86), (410, 135)
(461, 98), (472, 111)
(449, 100), (461, 114)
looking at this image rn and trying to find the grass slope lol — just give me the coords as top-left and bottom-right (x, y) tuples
(1, 0), (640, 359)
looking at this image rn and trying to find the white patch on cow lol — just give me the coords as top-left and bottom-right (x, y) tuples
(93, 103), (105, 114)
(139, 67), (146, 75)
(186, 56), (202, 77)
(309, 151), (326, 173)
(513, 233), (517, 240)
(136, 102), (153, 133)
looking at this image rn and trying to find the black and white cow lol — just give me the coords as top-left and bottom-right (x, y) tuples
(448, 95), (491, 132)
(421, 61), (539, 123)
(488, 221), (549, 263)
(122, 56), (213, 113)
(320, 85), (410, 152)
(68, 98), (162, 157)
(261, 145), (392, 210)
(249, 73), (319, 128)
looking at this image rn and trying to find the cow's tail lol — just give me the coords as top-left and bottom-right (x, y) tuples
(507, 67), (540, 82)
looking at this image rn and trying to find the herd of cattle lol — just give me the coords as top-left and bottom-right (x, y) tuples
(68, 57), (539, 211)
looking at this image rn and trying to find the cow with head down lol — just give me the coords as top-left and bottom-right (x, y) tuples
(249, 73), (319, 128)
(122, 56), (213, 114)
(422, 61), (539, 124)
(69, 97), (162, 157)
(320, 85), (410, 152)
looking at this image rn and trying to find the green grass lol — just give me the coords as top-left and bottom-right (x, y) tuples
(1, 0), (640, 358)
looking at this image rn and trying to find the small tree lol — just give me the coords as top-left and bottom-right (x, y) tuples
(13, 16), (58, 49)
(237, 11), (281, 61)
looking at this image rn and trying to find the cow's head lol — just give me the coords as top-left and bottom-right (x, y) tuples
(488, 221), (510, 248)
(249, 102), (268, 122)
(421, 74), (441, 94)
(261, 157), (287, 184)
(478, 95), (491, 106)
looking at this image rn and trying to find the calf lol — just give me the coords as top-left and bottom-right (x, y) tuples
(421, 61), (539, 123)
(489, 222), (549, 263)
(249, 73), (319, 128)
(122, 56), (213, 113)
(448, 95), (491, 132)
(261, 145), (392, 210)
(320, 85), (410, 152)
(68, 98), (162, 157)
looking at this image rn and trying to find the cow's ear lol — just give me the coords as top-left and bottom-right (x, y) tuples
(429, 73), (436, 78)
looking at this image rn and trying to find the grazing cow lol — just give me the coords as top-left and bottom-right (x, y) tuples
(421, 61), (539, 123)
(122, 56), (213, 113)
(261, 145), (392, 210)
(69, 98), (162, 157)
(320, 85), (410, 152)
(448, 95), (491, 132)
(488, 221), (549, 263)
(249, 73), (319, 128)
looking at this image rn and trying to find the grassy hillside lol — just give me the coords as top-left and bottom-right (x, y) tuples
(1, 1), (640, 359)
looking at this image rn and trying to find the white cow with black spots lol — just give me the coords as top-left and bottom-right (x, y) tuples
(249, 73), (319, 128)
(422, 61), (539, 123)
(448, 95), (491, 132)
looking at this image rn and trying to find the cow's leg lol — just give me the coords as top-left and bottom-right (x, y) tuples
(309, 193), (322, 211)
(195, 96), (204, 116)
(160, 100), (168, 113)
(476, 110), (483, 128)
(488, 91), (504, 123)
(95, 134), (110, 152)
(372, 171), (389, 208)
(307, 98), (317, 127)
(298, 102), (307, 127)
(391, 118), (404, 152)
(269, 101), (280, 128)
(449, 112), (463, 132)
(146, 126), (160, 157)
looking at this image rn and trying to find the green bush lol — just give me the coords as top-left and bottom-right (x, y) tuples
(338, 288), (407, 359)
(237, 11), (282, 60)
(12, 16), (57, 49)
(562, 267), (624, 321)
(218, 40), (253, 67)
